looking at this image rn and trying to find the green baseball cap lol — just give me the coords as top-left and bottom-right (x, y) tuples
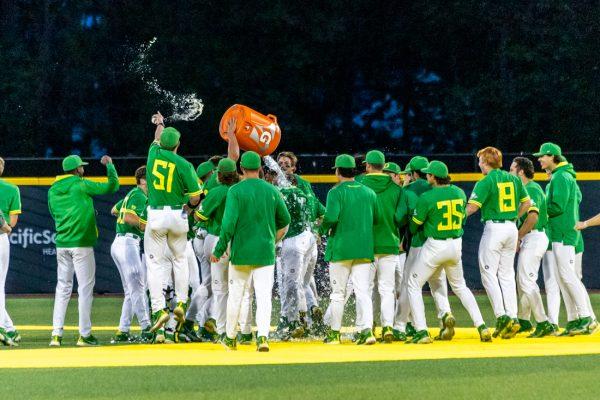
(62, 155), (88, 172)
(383, 162), (401, 174)
(196, 161), (214, 179)
(402, 156), (429, 173)
(160, 127), (181, 150)
(240, 151), (261, 170)
(217, 158), (237, 173)
(363, 150), (385, 165)
(422, 160), (449, 179)
(533, 142), (562, 157)
(332, 154), (356, 169)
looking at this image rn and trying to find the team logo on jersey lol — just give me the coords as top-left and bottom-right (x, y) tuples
(470, 193), (478, 200)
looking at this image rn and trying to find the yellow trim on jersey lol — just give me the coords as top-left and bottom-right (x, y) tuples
(195, 210), (208, 221)
(365, 173), (388, 176)
(187, 190), (202, 197)
(138, 217), (147, 224)
(528, 206), (540, 213)
(520, 196), (531, 203)
(467, 199), (482, 208)
(556, 162), (568, 169)
(412, 216), (424, 225)
(122, 209), (141, 217)
(9, 210), (22, 215)
(54, 174), (73, 183)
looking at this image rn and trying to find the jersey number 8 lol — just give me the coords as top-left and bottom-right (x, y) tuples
(497, 182), (516, 212)
(436, 199), (464, 231)
(152, 160), (176, 193)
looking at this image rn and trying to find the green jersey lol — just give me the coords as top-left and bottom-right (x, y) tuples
(213, 178), (291, 266)
(546, 162), (579, 246)
(320, 181), (378, 262)
(115, 187), (147, 238)
(519, 180), (547, 231)
(48, 164), (120, 248)
(196, 183), (230, 236)
(295, 174), (325, 220)
(0, 178), (22, 218)
(202, 172), (220, 193)
(405, 178), (431, 247)
(146, 142), (201, 208)
(280, 186), (311, 239)
(469, 169), (530, 222)
(360, 173), (409, 254)
(411, 185), (467, 239)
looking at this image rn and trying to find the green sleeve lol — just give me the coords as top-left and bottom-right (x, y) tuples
(410, 195), (429, 235)
(468, 178), (489, 207)
(275, 191), (292, 230)
(196, 189), (224, 221)
(460, 189), (468, 225)
(371, 191), (380, 226)
(114, 199), (124, 211)
(127, 192), (147, 219)
(547, 174), (570, 217)
(9, 186), (21, 214)
(83, 163), (120, 196)
(394, 190), (410, 228)
(183, 163), (201, 197)
(0, 210), (5, 225)
(405, 189), (418, 212)
(320, 189), (340, 235)
(516, 177), (530, 203)
(213, 191), (238, 258)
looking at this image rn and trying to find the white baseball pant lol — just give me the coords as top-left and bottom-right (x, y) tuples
(110, 235), (150, 332)
(328, 260), (375, 332)
(374, 254), (399, 327)
(226, 265), (274, 339)
(0, 234), (15, 331)
(516, 230), (549, 323)
(52, 247), (96, 337)
(187, 239), (212, 324)
(551, 242), (590, 318)
(280, 231), (314, 322)
(542, 250), (561, 325)
(144, 207), (189, 312)
(408, 238), (484, 331)
(478, 221), (519, 318)
(303, 238), (319, 312)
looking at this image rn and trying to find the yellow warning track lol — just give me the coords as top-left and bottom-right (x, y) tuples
(3, 329), (600, 369)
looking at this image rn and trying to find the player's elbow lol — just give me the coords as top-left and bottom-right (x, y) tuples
(189, 195), (200, 206)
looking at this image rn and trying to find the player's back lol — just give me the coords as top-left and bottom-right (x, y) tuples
(469, 169), (527, 222)
(419, 185), (466, 239)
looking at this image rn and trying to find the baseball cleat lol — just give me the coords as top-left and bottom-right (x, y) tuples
(203, 318), (217, 334)
(5, 330), (21, 343)
(111, 330), (131, 343)
(154, 328), (166, 344)
(256, 336), (270, 352)
(559, 320), (578, 336)
(140, 328), (154, 343)
(150, 309), (170, 333)
(0, 328), (17, 347)
(179, 320), (202, 342)
(310, 306), (324, 323)
(517, 319), (533, 334)
(173, 301), (187, 331)
(356, 328), (376, 345)
(407, 330), (432, 344)
(436, 312), (456, 341)
(199, 327), (219, 343)
(550, 324), (561, 336)
(77, 334), (99, 347)
(588, 319), (599, 334)
(528, 321), (554, 338)
(289, 320), (305, 339)
(381, 326), (394, 343)
(493, 315), (510, 338)
(165, 330), (176, 344)
(405, 322), (417, 338)
(392, 328), (407, 342)
(220, 334), (237, 351)
(49, 335), (62, 347)
(501, 318), (520, 339)
(323, 330), (341, 345)
(237, 332), (254, 345)
(569, 317), (593, 336)
(478, 324), (492, 342)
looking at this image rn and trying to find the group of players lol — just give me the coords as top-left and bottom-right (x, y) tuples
(1, 113), (600, 351)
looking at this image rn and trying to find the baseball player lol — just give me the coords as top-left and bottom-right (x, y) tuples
(320, 154), (378, 345)
(360, 150), (408, 343)
(212, 151), (291, 352)
(509, 157), (554, 337)
(394, 156), (452, 341)
(534, 143), (595, 335)
(383, 162), (403, 186)
(407, 161), (492, 343)
(466, 146), (530, 339)
(109, 166), (153, 343)
(48, 154), (119, 346)
(145, 112), (201, 339)
(0, 157), (22, 346)
(0, 210), (15, 346)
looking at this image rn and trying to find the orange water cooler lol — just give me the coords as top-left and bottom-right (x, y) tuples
(219, 104), (282, 156)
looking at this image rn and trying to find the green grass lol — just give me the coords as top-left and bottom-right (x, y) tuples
(5, 293), (598, 349)
(1, 355), (600, 399)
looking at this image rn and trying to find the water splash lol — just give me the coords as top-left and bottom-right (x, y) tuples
(263, 155), (291, 188)
(130, 37), (204, 122)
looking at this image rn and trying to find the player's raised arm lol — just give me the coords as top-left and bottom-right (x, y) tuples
(152, 111), (165, 143)
(82, 156), (120, 195)
(225, 117), (240, 162)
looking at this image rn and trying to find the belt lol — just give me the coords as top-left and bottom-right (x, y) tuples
(148, 205), (183, 210)
(431, 236), (461, 241)
(117, 233), (141, 240)
(531, 228), (546, 233)
(489, 219), (516, 224)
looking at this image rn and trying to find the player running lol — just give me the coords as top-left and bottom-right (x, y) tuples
(48, 154), (120, 346)
(407, 161), (492, 343)
(0, 157), (22, 346)
(110, 166), (153, 343)
(509, 157), (554, 337)
(145, 112), (201, 342)
(320, 154), (378, 345)
(212, 151), (291, 352)
(467, 146), (530, 339)
(360, 150), (408, 343)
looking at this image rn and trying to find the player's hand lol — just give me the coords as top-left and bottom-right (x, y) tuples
(575, 221), (587, 230)
(100, 155), (113, 166)
(210, 254), (220, 263)
(183, 204), (193, 216)
(151, 111), (164, 125)
(226, 117), (237, 137)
